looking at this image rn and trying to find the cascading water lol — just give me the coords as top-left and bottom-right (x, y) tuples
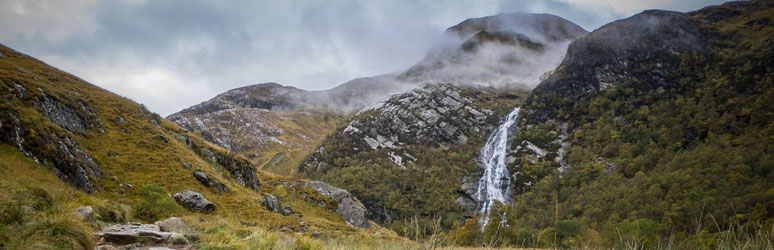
(474, 107), (520, 227)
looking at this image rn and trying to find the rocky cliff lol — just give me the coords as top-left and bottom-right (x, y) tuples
(300, 83), (528, 223)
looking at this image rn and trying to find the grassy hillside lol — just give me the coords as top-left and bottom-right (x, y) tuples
(464, 1), (774, 248)
(0, 43), (417, 249)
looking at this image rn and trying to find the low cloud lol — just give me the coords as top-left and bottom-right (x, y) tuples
(0, 0), (726, 115)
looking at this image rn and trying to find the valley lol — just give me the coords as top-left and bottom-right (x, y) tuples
(1, 0), (773, 249)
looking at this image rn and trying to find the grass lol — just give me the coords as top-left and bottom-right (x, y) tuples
(0, 145), (95, 250)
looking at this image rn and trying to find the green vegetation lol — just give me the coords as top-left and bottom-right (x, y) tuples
(303, 87), (528, 239)
(0, 145), (95, 250)
(132, 184), (178, 222)
(452, 1), (774, 249)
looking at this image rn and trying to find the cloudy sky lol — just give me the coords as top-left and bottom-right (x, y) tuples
(0, 0), (725, 116)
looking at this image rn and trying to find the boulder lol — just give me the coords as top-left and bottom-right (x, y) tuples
(74, 206), (95, 224)
(97, 223), (170, 245)
(173, 190), (216, 213)
(192, 170), (210, 187)
(304, 181), (370, 228)
(335, 197), (370, 228)
(261, 193), (280, 213)
(154, 217), (194, 235)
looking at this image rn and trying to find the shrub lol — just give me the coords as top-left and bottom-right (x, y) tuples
(95, 203), (127, 223)
(132, 184), (176, 222)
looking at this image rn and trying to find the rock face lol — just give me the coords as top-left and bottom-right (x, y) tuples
(301, 82), (526, 223)
(303, 83), (514, 171)
(305, 181), (369, 228)
(173, 190), (216, 213)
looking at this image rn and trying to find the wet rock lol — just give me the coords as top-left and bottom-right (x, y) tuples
(173, 190), (216, 213)
(74, 206), (95, 224)
(261, 193), (280, 213)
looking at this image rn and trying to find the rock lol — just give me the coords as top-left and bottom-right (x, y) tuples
(192, 170), (210, 187)
(154, 217), (194, 235)
(0, 52), (4, 59)
(210, 178), (229, 193)
(173, 190), (216, 213)
(166, 232), (189, 245)
(97, 223), (169, 245)
(304, 181), (370, 228)
(74, 206), (95, 224)
(261, 193), (280, 213)
(182, 162), (193, 169)
(280, 205), (293, 215)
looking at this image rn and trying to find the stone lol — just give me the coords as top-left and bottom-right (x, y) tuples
(304, 181), (370, 228)
(154, 217), (194, 235)
(166, 232), (189, 245)
(335, 197), (370, 228)
(173, 190), (216, 213)
(182, 162), (193, 169)
(74, 206), (95, 224)
(97, 223), (169, 245)
(280, 205), (293, 215)
(192, 170), (210, 187)
(261, 193), (280, 213)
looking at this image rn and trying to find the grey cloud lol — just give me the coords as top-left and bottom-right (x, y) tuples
(0, 0), (728, 115)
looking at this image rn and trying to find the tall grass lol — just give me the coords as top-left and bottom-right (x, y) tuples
(0, 147), (96, 250)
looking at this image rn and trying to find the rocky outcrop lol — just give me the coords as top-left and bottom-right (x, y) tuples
(192, 170), (229, 193)
(303, 83), (511, 171)
(173, 190), (216, 213)
(95, 222), (192, 249)
(261, 193), (280, 213)
(305, 181), (369, 228)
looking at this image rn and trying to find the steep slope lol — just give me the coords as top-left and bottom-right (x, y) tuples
(0, 43), (397, 248)
(300, 83), (529, 228)
(487, 1), (774, 247)
(167, 75), (413, 175)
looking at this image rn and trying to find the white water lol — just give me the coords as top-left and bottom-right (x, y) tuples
(474, 107), (520, 227)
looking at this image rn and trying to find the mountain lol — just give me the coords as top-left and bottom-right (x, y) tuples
(300, 83), (528, 223)
(0, 43), (395, 249)
(169, 12), (587, 178)
(398, 13), (588, 88)
(294, 12), (586, 231)
(477, 0), (774, 248)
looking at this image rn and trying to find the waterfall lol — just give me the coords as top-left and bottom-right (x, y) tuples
(474, 107), (520, 227)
